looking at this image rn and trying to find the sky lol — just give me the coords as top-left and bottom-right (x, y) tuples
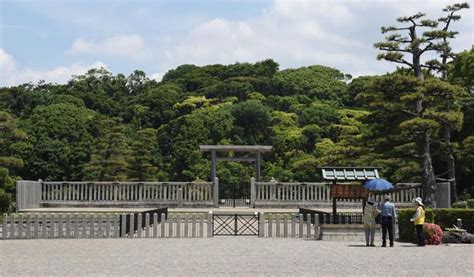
(0, 0), (472, 87)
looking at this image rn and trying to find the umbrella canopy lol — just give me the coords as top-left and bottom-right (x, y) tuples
(363, 178), (393, 191)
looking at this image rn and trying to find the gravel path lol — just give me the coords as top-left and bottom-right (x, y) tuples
(0, 238), (472, 276)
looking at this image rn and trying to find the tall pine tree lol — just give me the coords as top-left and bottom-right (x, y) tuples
(373, 3), (469, 206)
(85, 119), (130, 181)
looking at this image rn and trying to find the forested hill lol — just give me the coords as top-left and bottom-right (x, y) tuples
(1, 55), (473, 207)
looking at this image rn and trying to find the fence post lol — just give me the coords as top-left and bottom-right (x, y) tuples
(34, 213), (39, 239)
(192, 213), (196, 238)
(58, 214), (64, 238)
(213, 178), (219, 208)
(258, 212), (264, 238)
(184, 214), (189, 238)
(129, 213), (135, 239)
(160, 213), (166, 238)
(314, 214), (320, 240)
(298, 213), (303, 238)
(26, 214), (32, 239)
(88, 183), (93, 202)
(270, 178), (277, 200)
(291, 214), (296, 238)
(121, 214), (127, 238)
(250, 177), (256, 208)
(268, 213), (273, 238)
(2, 214), (8, 239)
(153, 213), (158, 238)
(145, 213), (150, 238)
(106, 214), (111, 238)
(66, 214), (71, 238)
(177, 188), (183, 208)
(275, 214), (280, 238)
(16, 182), (22, 212)
(137, 213), (142, 238)
(199, 213), (204, 238)
(11, 214), (17, 239)
(42, 214), (48, 239)
(306, 213), (311, 239)
(74, 214), (79, 238)
(36, 180), (42, 208)
(207, 211), (213, 237)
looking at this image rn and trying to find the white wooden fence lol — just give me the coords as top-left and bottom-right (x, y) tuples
(260, 213), (319, 239)
(1, 212), (212, 239)
(16, 179), (423, 211)
(1, 212), (322, 240)
(252, 179), (422, 207)
(16, 180), (217, 211)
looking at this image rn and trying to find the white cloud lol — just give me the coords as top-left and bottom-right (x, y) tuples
(165, 0), (472, 77)
(0, 48), (108, 87)
(149, 72), (163, 82)
(0, 49), (16, 77)
(165, 0), (376, 76)
(68, 34), (151, 61)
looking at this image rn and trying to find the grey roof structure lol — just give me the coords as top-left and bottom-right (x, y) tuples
(319, 167), (380, 181)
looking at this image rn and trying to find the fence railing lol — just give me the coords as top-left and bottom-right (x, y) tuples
(1, 212), (322, 240)
(299, 208), (363, 224)
(16, 180), (217, 211)
(252, 179), (422, 207)
(254, 181), (331, 203)
(41, 181), (214, 203)
(17, 179), (423, 211)
(1, 212), (212, 239)
(260, 213), (319, 239)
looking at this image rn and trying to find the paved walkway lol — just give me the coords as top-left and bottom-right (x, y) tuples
(0, 238), (472, 276)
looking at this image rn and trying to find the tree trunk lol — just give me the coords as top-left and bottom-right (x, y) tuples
(444, 125), (458, 203)
(417, 132), (437, 207)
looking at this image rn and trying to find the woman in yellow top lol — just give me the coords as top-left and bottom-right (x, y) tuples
(410, 197), (426, 246)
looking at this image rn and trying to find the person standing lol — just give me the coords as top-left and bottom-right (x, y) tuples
(379, 195), (397, 247)
(410, 197), (426, 246)
(363, 198), (379, 246)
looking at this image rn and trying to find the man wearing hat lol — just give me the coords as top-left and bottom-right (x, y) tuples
(379, 194), (397, 247)
(410, 197), (426, 246)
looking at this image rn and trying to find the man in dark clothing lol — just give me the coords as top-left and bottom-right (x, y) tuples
(379, 195), (397, 247)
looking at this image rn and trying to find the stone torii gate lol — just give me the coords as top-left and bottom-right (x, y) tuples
(199, 145), (272, 182)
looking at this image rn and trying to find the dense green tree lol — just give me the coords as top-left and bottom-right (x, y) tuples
(85, 119), (130, 181)
(25, 103), (94, 180)
(128, 128), (158, 181)
(1, 54), (472, 204)
(0, 111), (28, 212)
(273, 65), (350, 102)
(230, 100), (272, 144)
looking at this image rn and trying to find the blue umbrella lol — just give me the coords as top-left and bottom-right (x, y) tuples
(363, 178), (393, 191)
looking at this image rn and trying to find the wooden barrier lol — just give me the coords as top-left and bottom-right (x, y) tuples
(0, 212), (323, 240)
(16, 181), (215, 211)
(253, 180), (422, 207)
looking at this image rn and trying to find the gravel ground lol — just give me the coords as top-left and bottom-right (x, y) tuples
(0, 238), (472, 276)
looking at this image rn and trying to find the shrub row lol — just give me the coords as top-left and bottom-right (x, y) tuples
(452, 199), (474, 209)
(397, 208), (474, 242)
(467, 199), (474, 209)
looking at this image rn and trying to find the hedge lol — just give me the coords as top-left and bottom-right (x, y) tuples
(398, 209), (435, 242)
(467, 199), (474, 209)
(434, 209), (474, 233)
(397, 208), (474, 242)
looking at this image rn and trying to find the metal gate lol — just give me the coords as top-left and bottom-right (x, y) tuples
(213, 213), (259, 236)
(219, 181), (251, 208)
